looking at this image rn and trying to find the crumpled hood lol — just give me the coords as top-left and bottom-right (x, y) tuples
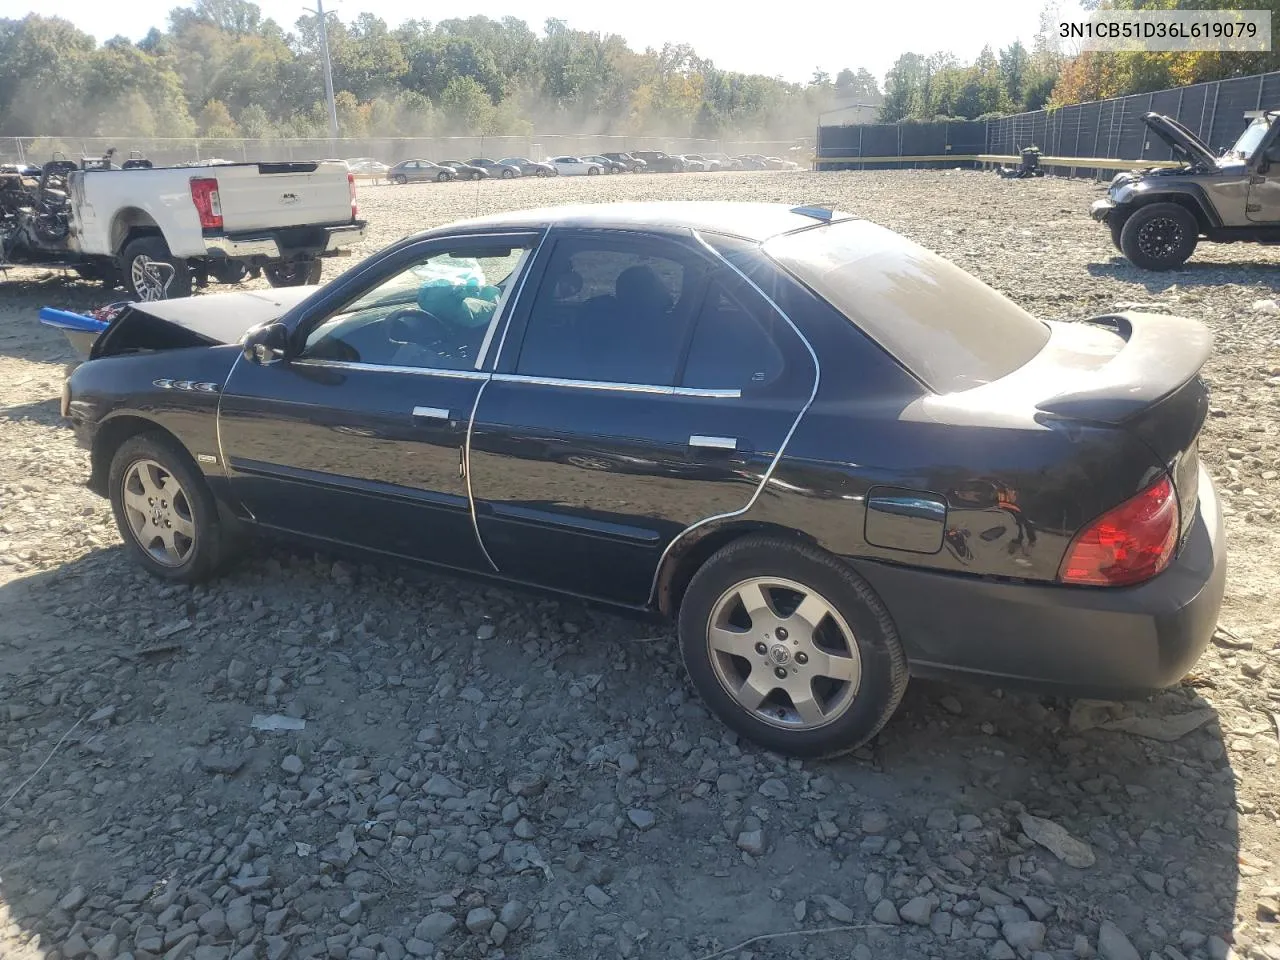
(128, 286), (320, 343)
(90, 286), (320, 358)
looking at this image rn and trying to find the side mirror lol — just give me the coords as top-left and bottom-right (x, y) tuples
(242, 322), (290, 365)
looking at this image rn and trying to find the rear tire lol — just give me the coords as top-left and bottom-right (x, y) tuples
(210, 260), (249, 284)
(122, 236), (192, 301)
(587, 166), (600, 175)
(677, 535), (908, 758)
(1119, 202), (1198, 270)
(264, 260), (322, 287)
(108, 432), (243, 583)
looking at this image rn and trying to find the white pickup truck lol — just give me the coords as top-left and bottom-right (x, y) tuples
(0, 155), (366, 300)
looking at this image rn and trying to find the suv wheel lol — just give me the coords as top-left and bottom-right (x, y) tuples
(677, 536), (908, 758)
(1120, 202), (1198, 270)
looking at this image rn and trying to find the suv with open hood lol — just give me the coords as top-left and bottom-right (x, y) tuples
(1091, 110), (1280, 269)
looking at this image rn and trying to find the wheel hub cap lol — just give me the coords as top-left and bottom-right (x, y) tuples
(121, 458), (195, 567)
(1137, 218), (1183, 260)
(706, 577), (862, 731)
(131, 255), (175, 301)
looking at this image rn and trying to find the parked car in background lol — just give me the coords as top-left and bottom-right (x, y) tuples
(630, 151), (685, 172)
(498, 157), (557, 178)
(62, 201), (1224, 758)
(766, 156), (802, 171)
(601, 152), (647, 172)
(737, 155), (770, 170)
(583, 155), (627, 174)
(682, 154), (717, 172)
(388, 160), (456, 184)
(705, 153), (744, 171)
(345, 157), (389, 177)
(548, 156), (604, 176)
(467, 158), (523, 179)
(442, 161), (489, 180)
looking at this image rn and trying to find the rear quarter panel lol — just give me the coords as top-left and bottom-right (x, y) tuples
(74, 168), (206, 257)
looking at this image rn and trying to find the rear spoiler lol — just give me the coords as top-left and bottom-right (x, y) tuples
(1035, 312), (1212, 424)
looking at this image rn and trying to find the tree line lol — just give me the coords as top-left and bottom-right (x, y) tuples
(0, 1), (879, 142)
(881, 0), (1280, 123)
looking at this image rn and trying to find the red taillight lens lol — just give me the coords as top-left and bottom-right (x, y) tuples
(189, 177), (223, 229)
(348, 171), (358, 219)
(1059, 476), (1179, 586)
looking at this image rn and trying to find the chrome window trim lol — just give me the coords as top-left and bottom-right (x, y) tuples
(489, 373), (739, 399)
(489, 230), (549, 370)
(647, 231), (822, 606)
(291, 358), (489, 380)
(473, 245), (534, 370)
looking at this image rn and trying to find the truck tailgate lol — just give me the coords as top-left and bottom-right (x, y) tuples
(213, 162), (352, 231)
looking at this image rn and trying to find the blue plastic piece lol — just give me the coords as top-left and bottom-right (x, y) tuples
(38, 307), (110, 333)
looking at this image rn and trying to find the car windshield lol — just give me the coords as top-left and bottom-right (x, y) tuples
(764, 219), (1050, 392)
(1227, 120), (1270, 160)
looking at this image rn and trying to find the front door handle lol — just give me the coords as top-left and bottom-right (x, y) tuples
(689, 435), (738, 451)
(412, 406), (451, 422)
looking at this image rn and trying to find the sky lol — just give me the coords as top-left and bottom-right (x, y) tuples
(0, 0), (1083, 85)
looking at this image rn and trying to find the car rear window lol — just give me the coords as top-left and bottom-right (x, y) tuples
(762, 219), (1049, 392)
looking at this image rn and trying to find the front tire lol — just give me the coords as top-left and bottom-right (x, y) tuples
(1119, 202), (1198, 270)
(501, 168), (515, 178)
(264, 260), (322, 287)
(108, 433), (242, 583)
(677, 536), (908, 758)
(392, 174), (408, 185)
(122, 236), (192, 301)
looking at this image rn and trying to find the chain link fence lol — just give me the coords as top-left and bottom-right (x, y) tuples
(1, 134), (808, 169)
(818, 69), (1280, 174)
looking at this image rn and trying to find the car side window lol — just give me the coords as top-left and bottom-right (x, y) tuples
(680, 273), (787, 392)
(514, 237), (702, 385)
(300, 245), (529, 370)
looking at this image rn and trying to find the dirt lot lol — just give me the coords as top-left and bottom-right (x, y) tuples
(2, 169), (1279, 960)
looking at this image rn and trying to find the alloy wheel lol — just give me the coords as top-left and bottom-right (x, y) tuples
(1136, 217), (1184, 262)
(121, 458), (196, 566)
(131, 254), (176, 301)
(706, 577), (862, 730)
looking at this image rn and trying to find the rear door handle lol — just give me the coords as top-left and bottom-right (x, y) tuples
(689, 435), (738, 451)
(412, 406), (451, 421)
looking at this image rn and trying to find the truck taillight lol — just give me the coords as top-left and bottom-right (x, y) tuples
(1059, 476), (1178, 587)
(348, 172), (358, 219)
(190, 177), (223, 229)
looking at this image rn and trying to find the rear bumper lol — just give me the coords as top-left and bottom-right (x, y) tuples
(204, 221), (366, 261)
(1090, 198), (1117, 221)
(852, 464), (1225, 698)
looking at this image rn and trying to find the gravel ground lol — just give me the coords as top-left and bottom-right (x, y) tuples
(2, 169), (1280, 960)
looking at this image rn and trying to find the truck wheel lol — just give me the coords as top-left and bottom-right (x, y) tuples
(210, 260), (249, 284)
(122, 237), (192, 301)
(1119, 203), (1198, 270)
(264, 260), (322, 287)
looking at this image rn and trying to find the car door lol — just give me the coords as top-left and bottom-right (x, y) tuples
(217, 232), (539, 570)
(1248, 126), (1280, 222)
(466, 229), (817, 606)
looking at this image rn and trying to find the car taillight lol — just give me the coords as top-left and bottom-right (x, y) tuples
(1059, 475), (1178, 587)
(189, 177), (223, 229)
(348, 172), (358, 219)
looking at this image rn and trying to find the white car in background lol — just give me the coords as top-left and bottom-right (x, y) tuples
(345, 157), (390, 177)
(547, 156), (604, 176)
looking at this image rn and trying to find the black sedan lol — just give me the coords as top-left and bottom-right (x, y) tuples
(387, 159), (455, 183)
(584, 155), (628, 174)
(601, 152), (647, 172)
(441, 160), (488, 180)
(61, 202), (1225, 758)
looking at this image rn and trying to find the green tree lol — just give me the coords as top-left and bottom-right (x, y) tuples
(199, 99), (240, 137)
(439, 75), (493, 133)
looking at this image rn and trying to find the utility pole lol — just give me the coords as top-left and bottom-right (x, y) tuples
(303, 0), (340, 147)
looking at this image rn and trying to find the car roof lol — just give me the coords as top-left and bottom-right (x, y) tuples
(421, 201), (856, 242)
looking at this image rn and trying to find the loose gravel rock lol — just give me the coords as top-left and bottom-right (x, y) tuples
(1, 170), (1277, 960)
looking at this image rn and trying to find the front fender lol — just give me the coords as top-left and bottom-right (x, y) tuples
(1111, 181), (1221, 229)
